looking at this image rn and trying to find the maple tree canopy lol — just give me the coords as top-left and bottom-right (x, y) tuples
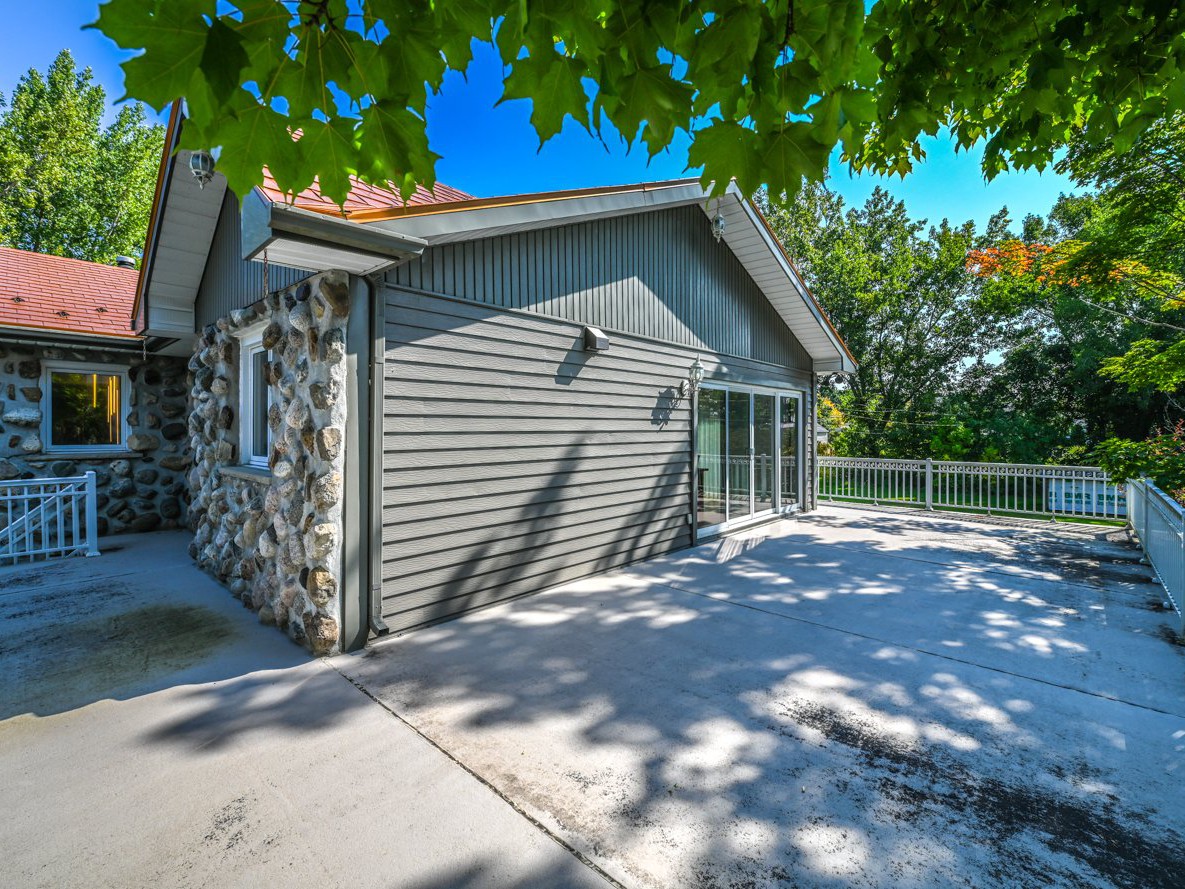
(93, 0), (1185, 204)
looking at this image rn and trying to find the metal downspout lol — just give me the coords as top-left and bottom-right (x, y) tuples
(365, 273), (390, 638)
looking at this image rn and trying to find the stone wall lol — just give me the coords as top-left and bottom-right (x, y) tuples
(0, 343), (190, 534)
(188, 271), (349, 655)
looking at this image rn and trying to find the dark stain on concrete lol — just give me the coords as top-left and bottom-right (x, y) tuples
(784, 700), (1185, 888)
(1, 604), (236, 719)
(205, 795), (252, 852)
(0, 567), (50, 590)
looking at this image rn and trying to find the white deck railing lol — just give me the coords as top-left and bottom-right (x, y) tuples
(818, 457), (1127, 521)
(0, 472), (100, 566)
(1128, 479), (1185, 637)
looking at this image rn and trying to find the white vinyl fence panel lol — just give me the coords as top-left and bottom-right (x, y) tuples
(0, 472), (100, 566)
(1128, 479), (1185, 637)
(818, 457), (1126, 521)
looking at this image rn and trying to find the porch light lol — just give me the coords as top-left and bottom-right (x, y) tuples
(688, 356), (705, 393)
(189, 150), (216, 188)
(711, 213), (726, 242)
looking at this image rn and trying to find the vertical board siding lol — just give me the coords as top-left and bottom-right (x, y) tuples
(380, 288), (811, 633)
(195, 191), (313, 328)
(387, 205), (812, 370)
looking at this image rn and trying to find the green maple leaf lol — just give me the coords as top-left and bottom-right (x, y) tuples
(761, 122), (831, 198)
(687, 121), (763, 197)
(357, 101), (438, 198)
(200, 18), (250, 103)
(598, 63), (693, 151)
(499, 52), (591, 146)
(297, 118), (359, 206)
(92, 0), (214, 111)
(277, 26), (354, 116)
(213, 102), (296, 197)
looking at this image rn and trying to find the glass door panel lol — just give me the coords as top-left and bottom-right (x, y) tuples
(754, 394), (775, 513)
(727, 391), (752, 520)
(696, 388), (727, 529)
(780, 395), (800, 507)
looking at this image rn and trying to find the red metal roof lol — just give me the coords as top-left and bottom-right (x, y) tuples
(0, 247), (139, 340)
(256, 169), (474, 217)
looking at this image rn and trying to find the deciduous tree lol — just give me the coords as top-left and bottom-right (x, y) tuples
(759, 183), (1002, 458)
(0, 50), (164, 263)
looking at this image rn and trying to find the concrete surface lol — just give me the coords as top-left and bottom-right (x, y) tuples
(0, 532), (610, 889)
(340, 507), (1185, 889)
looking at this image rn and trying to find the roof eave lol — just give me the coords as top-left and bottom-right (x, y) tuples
(726, 183), (857, 373)
(133, 102), (183, 336)
(241, 192), (428, 275)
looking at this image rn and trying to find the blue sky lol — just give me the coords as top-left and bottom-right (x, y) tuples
(2, 1), (1080, 232)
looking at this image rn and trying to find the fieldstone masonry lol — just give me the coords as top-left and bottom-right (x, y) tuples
(0, 344), (189, 534)
(187, 270), (349, 655)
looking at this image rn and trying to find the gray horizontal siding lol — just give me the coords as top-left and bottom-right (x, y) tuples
(380, 287), (813, 633)
(195, 191), (312, 328)
(386, 204), (812, 369)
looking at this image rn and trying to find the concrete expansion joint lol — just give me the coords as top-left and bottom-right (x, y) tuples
(323, 659), (627, 889)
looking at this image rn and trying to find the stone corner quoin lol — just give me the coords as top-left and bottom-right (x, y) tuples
(188, 270), (350, 656)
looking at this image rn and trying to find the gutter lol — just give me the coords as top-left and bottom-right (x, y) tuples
(0, 330), (150, 354)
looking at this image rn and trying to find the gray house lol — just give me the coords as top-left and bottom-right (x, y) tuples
(136, 107), (854, 655)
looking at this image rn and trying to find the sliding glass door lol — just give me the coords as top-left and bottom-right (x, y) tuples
(780, 394), (800, 507)
(697, 384), (804, 533)
(696, 388), (727, 529)
(754, 394), (776, 513)
(727, 391), (752, 521)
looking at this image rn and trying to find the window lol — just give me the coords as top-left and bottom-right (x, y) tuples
(238, 326), (273, 469)
(43, 361), (128, 452)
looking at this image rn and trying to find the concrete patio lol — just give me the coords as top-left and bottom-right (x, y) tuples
(3, 507), (1185, 888)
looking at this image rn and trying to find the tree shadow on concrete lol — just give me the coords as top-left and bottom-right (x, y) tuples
(343, 508), (1185, 889)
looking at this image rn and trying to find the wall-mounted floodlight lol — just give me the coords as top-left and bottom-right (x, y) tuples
(583, 326), (610, 352)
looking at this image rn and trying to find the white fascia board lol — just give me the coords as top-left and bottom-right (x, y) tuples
(366, 181), (712, 244)
(139, 153), (226, 337)
(711, 183), (855, 372)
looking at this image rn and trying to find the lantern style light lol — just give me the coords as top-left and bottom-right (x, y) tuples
(189, 150), (216, 189)
(688, 356), (705, 392)
(711, 213), (726, 242)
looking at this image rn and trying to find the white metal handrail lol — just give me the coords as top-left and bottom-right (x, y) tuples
(0, 472), (99, 566)
(818, 457), (1126, 521)
(1128, 479), (1185, 637)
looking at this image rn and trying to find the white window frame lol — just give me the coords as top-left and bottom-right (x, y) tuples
(41, 360), (131, 454)
(237, 323), (273, 470)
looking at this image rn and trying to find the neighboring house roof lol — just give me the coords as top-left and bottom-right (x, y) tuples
(256, 169), (474, 217)
(0, 246), (140, 342)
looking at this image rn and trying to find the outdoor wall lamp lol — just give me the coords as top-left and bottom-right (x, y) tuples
(711, 213), (726, 242)
(583, 326), (610, 352)
(189, 150), (216, 189)
(682, 356), (705, 399)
